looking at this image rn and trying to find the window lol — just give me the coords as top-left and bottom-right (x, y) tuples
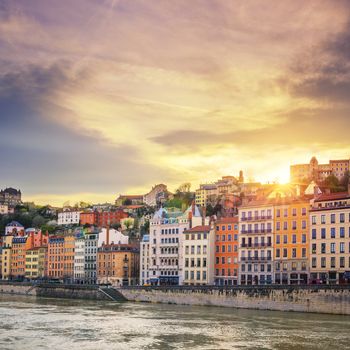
(276, 222), (280, 231)
(302, 234), (306, 243)
(276, 209), (280, 217)
(312, 244), (316, 254)
(292, 235), (297, 244)
(312, 229), (316, 239)
(321, 228), (326, 239)
(312, 257), (317, 268)
(330, 243), (335, 254)
(203, 271), (207, 280)
(321, 243), (326, 254)
(331, 257), (336, 268)
(340, 242), (345, 253)
(228, 234), (232, 241)
(283, 235), (288, 244)
(312, 216), (316, 225)
(302, 248), (306, 258)
(321, 257), (326, 268)
(276, 248), (280, 258)
(340, 213), (345, 223)
(276, 235), (280, 244)
(283, 249), (287, 258)
(331, 214), (335, 224)
(292, 248), (296, 258)
(302, 220), (306, 229)
(302, 207), (306, 216)
(340, 257), (345, 268)
(222, 245), (226, 253)
(196, 271), (201, 280)
(340, 227), (345, 238)
(284, 209), (288, 217)
(292, 208), (297, 216)
(331, 228), (336, 238)
(228, 225), (232, 231)
(321, 215), (326, 224)
(283, 222), (288, 230)
(292, 221), (297, 230)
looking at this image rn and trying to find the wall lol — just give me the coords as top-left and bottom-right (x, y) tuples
(0, 282), (109, 300)
(118, 285), (350, 315)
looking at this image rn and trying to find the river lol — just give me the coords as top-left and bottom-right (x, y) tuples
(0, 294), (349, 349)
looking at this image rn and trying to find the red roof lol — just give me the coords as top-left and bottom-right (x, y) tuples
(314, 192), (350, 202)
(184, 225), (211, 233)
(216, 217), (238, 224)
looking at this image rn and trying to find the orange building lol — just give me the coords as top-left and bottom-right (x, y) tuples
(80, 211), (97, 226)
(97, 244), (139, 286)
(63, 234), (75, 282)
(10, 236), (27, 280)
(25, 229), (48, 248)
(274, 198), (310, 284)
(214, 217), (239, 286)
(48, 237), (64, 279)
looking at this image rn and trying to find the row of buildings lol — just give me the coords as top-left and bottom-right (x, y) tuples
(140, 184), (350, 286)
(0, 224), (139, 286)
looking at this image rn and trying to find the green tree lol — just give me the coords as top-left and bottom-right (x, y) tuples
(32, 215), (46, 228)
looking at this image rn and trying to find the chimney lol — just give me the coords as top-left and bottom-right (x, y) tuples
(202, 206), (206, 226)
(106, 227), (110, 245)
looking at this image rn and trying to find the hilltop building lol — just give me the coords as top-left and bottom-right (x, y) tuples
(0, 187), (22, 207)
(291, 157), (350, 183)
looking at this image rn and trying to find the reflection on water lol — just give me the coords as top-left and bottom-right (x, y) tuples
(0, 294), (349, 350)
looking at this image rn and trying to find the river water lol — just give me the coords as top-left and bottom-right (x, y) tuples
(0, 295), (350, 350)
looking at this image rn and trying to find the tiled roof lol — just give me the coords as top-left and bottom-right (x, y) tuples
(184, 225), (211, 233)
(314, 192), (350, 202)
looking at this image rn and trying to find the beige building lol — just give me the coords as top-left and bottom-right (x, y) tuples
(25, 247), (47, 280)
(291, 157), (349, 183)
(143, 184), (168, 207)
(182, 225), (215, 285)
(1, 235), (14, 280)
(309, 191), (350, 284)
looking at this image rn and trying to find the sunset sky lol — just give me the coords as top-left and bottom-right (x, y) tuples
(1, 0), (350, 206)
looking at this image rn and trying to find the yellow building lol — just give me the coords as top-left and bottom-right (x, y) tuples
(274, 198), (310, 284)
(25, 247), (47, 280)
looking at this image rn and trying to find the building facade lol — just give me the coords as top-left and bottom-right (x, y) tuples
(291, 157), (349, 183)
(182, 225), (215, 285)
(57, 208), (81, 226)
(239, 202), (274, 285)
(274, 199), (310, 284)
(97, 244), (140, 286)
(85, 232), (98, 284)
(74, 236), (85, 283)
(25, 247), (47, 280)
(214, 217), (239, 286)
(309, 192), (350, 284)
(140, 234), (150, 285)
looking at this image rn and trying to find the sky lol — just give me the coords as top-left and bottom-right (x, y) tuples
(0, 0), (350, 206)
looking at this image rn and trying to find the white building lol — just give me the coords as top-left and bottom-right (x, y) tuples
(182, 225), (215, 285)
(238, 202), (274, 285)
(58, 208), (81, 225)
(98, 228), (129, 247)
(145, 204), (205, 286)
(140, 234), (150, 285)
(5, 221), (24, 235)
(74, 236), (85, 283)
(85, 232), (98, 284)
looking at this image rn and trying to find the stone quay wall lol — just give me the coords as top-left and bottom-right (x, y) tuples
(118, 285), (350, 315)
(0, 282), (109, 301)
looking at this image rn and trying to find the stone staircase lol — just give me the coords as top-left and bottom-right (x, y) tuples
(98, 287), (128, 302)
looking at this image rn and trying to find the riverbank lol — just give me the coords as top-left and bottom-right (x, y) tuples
(118, 285), (350, 315)
(1, 282), (350, 315)
(0, 282), (126, 301)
